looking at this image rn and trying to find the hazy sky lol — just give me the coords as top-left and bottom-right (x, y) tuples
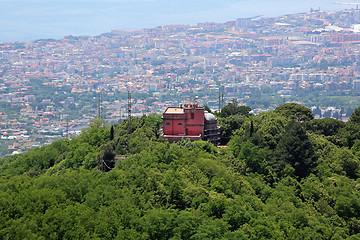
(0, 0), (346, 42)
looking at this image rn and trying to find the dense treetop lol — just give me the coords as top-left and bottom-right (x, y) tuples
(1, 105), (360, 239)
(274, 103), (314, 122)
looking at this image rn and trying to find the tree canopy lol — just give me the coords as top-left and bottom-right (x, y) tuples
(219, 99), (252, 118)
(274, 103), (314, 122)
(1, 107), (360, 239)
(349, 106), (360, 124)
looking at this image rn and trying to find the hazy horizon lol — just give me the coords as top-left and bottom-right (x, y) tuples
(0, 0), (347, 43)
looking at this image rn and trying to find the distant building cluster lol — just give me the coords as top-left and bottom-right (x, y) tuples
(2, 8), (360, 155)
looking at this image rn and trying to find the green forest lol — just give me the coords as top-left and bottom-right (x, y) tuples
(2, 102), (360, 239)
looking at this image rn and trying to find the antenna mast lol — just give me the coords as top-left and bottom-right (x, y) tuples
(119, 106), (122, 123)
(127, 89), (132, 154)
(66, 116), (69, 139)
(97, 91), (102, 119)
(218, 91), (220, 113)
(218, 87), (224, 112)
(222, 92), (224, 109)
(128, 90), (131, 123)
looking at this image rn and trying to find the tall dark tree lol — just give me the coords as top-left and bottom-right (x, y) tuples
(250, 120), (254, 137)
(110, 125), (114, 141)
(276, 121), (316, 178)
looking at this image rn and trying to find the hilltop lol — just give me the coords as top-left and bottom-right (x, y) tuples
(1, 103), (360, 239)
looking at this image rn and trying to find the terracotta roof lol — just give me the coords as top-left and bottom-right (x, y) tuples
(164, 107), (184, 114)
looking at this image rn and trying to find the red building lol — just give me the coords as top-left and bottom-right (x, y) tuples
(161, 101), (220, 145)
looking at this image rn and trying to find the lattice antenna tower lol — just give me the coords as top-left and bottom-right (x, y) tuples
(97, 91), (102, 119)
(218, 87), (224, 112)
(128, 90), (131, 124)
(66, 116), (69, 139)
(221, 92), (224, 109)
(127, 89), (132, 154)
(119, 107), (122, 123)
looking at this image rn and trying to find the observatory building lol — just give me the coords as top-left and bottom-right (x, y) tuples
(161, 101), (220, 145)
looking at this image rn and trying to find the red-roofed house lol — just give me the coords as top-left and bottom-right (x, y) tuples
(161, 101), (220, 145)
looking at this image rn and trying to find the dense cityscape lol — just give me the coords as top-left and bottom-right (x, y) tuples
(2, 8), (360, 156)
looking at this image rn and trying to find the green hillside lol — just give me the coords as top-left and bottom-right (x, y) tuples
(1, 104), (360, 239)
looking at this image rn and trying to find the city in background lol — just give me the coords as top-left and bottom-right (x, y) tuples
(2, 8), (360, 156)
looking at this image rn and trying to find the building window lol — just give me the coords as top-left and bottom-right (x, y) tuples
(166, 122), (171, 126)
(178, 123), (182, 126)
(191, 113), (194, 119)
